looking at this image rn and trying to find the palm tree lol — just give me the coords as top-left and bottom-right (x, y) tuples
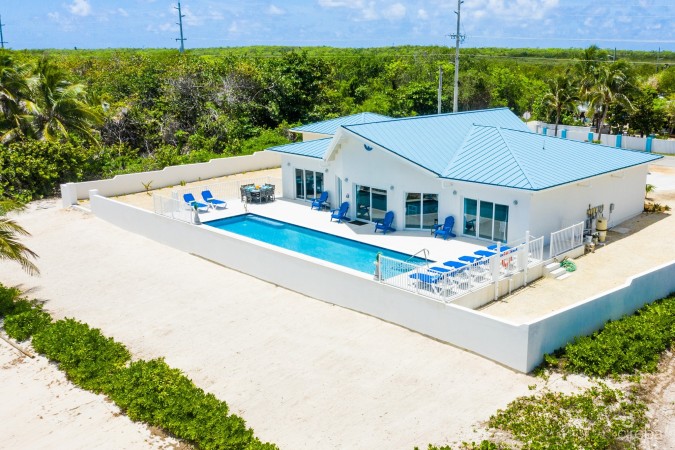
(0, 201), (39, 276)
(542, 72), (579, 137)
(0, 54), (39, 143)
(585, 61), (633, 140)
(31, 57), (102, 143)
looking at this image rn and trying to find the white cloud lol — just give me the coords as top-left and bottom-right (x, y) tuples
(417, 9), (429, 20)
(383, 3), (406, 20)
(117, 8), (129, 17)
(267, 4), (286, 15)
(146, 22), (176, 33)
(467, 0), (560, 22)
(68, 0), (92, 17)
(318, 0), (364, 7)
(360, 2), (378, 20)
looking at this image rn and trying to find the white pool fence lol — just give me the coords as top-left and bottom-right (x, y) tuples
(378, 235), (545, 305)
(549, 221), (584, 259)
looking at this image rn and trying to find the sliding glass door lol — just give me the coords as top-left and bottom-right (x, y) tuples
(405, 193), (438, 229)
(295, 169), (324, 200)
(355, 184), (387, 222)
(463, 198), (509, 242)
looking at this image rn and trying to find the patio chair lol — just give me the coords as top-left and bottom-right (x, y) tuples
(250, 190), (262, 203)
(330, 202), (350, 223)
(310, 191), (329, 210)
(183, 193), (209, 212)
(201, 190), (227, 209)
(263, 185), (275, 202)
(374, 211), (396, 234)
(433, 216), (457, 240)
(408, 272), (455, 296)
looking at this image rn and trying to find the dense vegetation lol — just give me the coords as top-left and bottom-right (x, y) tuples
(1, 46), (674, 202)
(0, 283), (277, 450)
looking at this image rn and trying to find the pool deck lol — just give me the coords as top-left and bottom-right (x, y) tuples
(112, 160), (675, 325)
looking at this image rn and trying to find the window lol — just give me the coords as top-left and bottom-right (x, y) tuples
(295, 169), (324, 201)
(464, 198), (509, 242)
(355, 184), (387, 222)
(405, 193), (438, 229)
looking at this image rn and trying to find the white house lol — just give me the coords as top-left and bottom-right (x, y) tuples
(267, 109), (661, 244)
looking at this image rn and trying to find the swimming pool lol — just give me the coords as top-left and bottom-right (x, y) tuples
(205, 214), (426, 274)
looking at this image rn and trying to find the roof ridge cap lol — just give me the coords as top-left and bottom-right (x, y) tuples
(496, 127), (535, 189)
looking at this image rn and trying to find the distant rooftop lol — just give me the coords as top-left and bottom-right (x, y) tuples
(266, 137), (331, 159)
(290, 112), (392, 136)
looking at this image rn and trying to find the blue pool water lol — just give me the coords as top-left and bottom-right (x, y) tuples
(205, 214), (425, 274)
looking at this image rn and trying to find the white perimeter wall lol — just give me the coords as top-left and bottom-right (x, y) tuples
(526, 260), (675, 371)
(89, 194), (675, 373)
(529, 165), (648, 241)
(89, 193), (531, 371)
(61, 151), (281, 205)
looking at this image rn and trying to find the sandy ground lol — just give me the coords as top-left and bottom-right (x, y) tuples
(0, 342), (179, 449)
(0, 158), (673, 449)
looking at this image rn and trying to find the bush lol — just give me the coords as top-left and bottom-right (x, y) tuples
(31, 318), (131, 392)
(0, 283), (37, 317)
(546, 295), (675, 376)
(4, 309), (52, 341)
(488, 384), (647, 449)
(108, 358), (273, 450)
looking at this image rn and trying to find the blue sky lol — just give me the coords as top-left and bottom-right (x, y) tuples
(2, 0), (673, 51)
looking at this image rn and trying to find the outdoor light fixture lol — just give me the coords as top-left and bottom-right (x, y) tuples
(513, 200), (519, 205)
(287, 162), (290, 166)
(344, 177), (349, 182)
(390, 185), (394, 190)
(452, 190), (457, 195)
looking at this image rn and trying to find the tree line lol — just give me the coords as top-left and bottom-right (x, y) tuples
(0, 45), (674, 203)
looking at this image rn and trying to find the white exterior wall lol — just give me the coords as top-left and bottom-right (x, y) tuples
(529, 165), (648, 241)
(301, 132), (332, 141)
(279, 154), (327, 203)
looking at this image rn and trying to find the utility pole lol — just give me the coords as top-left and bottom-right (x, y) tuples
(0, 15), (7, 49)
(451, 0), (465, 113)
(175, 2), (186, 53)
(656, 47), (660, 73)
(438, 66), (443, 114)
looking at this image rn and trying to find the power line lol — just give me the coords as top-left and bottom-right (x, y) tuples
(175, 2), (186, 53)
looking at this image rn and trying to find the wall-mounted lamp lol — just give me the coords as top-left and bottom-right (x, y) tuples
(344, 177), (349, 182)
(390, 185), (394, 190)
(324, 168), (329, 173)
(286, 162), (291, 166)
(346, 194), (350, 199)
(452, 190), (457, 195)
(513, 200), (519, 205)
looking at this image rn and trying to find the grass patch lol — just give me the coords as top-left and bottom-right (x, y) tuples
(487, 383), (647, 449)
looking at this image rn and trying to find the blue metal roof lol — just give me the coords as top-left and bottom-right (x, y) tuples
(291, 112), (392, 136)
(450, 127), (662, 190)
(265, 137), (331, 159)
(342, 108), (528, 175)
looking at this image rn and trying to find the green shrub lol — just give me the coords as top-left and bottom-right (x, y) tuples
(488, 384), (647, 449)
(4, 309), (52, 341)
(108, 358), (272, 450)
(31, 318), (130, 392)
(0, 284), (37, 317)
(546, 295), (675, 376)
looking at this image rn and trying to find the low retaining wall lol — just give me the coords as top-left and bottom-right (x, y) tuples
(88, 194), (675, 373)
(61, 151), (281, 206)
(525, 260), (675, 372)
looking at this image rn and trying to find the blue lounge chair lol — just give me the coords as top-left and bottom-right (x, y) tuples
(488, 244), (510, 253)
(433, 216), (457, 239)
(183, 193), (209, 212)
(374, 211), (396, 234)
(201, 190), (227, 209)
(330, 202), (350, 223)
(310, 191), (329, 210)
(409, 272), (455, 296)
